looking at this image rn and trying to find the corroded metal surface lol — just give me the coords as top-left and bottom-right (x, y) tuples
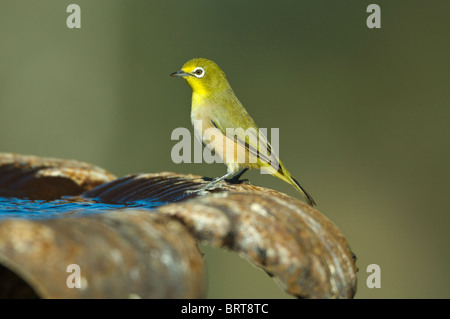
(0, 153), (116, 200)
(82, 172), (200, 204)
(0, 154), (357, 299)
(83, 172), (285, 204)
(159, 192), (356, 299)
(83, 173), (358, 299)
(0, 210), (206, 298)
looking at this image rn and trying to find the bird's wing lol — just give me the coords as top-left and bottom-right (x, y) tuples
(210, 110), (281, 173)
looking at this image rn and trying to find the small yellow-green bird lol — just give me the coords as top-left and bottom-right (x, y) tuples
(171, 58), (316, 206)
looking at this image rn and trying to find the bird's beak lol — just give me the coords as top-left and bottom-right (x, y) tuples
(170, 70), (191, 77)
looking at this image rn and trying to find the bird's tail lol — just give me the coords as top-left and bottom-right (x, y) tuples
(290, 175), (316, 206)
(273, 164), (316, 206)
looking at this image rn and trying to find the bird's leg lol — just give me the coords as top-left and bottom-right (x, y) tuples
(184, 171), (235, 196)
(228, 168), (249, 183)
(204, 171), (235, 188)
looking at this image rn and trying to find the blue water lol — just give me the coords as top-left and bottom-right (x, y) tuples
(0, 196), (165, 220)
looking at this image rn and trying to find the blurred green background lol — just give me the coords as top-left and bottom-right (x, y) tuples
(1, 0), (449, 298)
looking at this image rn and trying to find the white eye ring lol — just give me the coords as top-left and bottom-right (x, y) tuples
(192, 67), (205, 78)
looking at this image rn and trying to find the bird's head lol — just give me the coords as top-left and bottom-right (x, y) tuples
(171, 58), (230, 96)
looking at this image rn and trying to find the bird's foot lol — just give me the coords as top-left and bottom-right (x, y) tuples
(183, 188), (207, 197)
(183, 179), (227, 197)
(226, 177), (250, 185)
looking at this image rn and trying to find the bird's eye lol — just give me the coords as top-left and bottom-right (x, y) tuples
(192, 67), (205, 78)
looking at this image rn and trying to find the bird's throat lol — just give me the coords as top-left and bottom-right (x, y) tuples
(191, 92), (205, 109)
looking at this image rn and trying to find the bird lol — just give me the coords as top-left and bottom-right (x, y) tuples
(170, 58), (316, 206)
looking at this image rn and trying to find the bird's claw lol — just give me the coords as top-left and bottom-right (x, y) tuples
(227, 178), (250, 185)
(183, 180), (227, 198)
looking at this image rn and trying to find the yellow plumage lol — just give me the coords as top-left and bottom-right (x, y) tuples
(171, 58), (316, 206)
